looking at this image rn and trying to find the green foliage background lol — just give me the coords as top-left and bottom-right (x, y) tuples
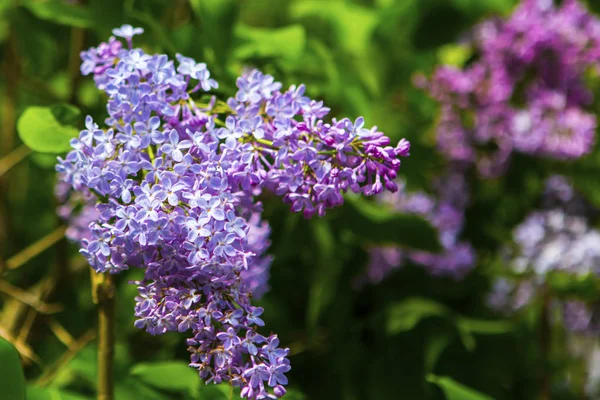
(1, 0), (599, 399)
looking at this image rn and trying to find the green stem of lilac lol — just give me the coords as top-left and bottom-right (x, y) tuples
(4, 226), (66, 272)
(93, 271), (116, 400)
(146, 145), (156, 162)
(253, 138), (277, 148)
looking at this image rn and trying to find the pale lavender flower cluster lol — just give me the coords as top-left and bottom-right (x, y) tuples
(424, 0), (600, 177)
(56, 26), (409, 398)
(510, 176), (600, 277)
(488, 176), (600, 335)
(363, 169), (475, 284)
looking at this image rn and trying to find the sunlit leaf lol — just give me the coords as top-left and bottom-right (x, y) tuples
(234, 24), (306, 64)
(291, 1), (378, 56)
(17, 106), (79, 153)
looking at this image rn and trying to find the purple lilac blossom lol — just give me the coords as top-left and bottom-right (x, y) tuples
(424, 0), (600, 177)
(511, 211), (600, 277)
(56, 26), (410, 398)
(487, 176), (600, 335)
(362, 169), (475, 284)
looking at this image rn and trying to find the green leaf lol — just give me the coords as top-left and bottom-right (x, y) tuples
(424, 332), (454, 373)
(50, 104), (81, 127)
(130, 361), (199, 395)
(197, 384), (233, 399)
(23, 0), (95, 28)
(0, 337), (26, 400)
(115, 380), (169, 400)
(17, 106), (79, 153)
(234, 24), (306, 63)
(291, 1), (378, 56)
(30, 153), (60, 169)
(386, 298), (510, 353)
(341, 196), (442, 252)
(427, 375), (495, 400)
(457, 318), (513, 336)
(546, 270), (600, 301)
(27, 385), (90, 400)
(386, 297), (450, 335)
(190, 0), (238, 67)
(307, 219), (343, 333)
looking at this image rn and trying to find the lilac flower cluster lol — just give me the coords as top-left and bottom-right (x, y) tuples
(56, 25), (410, 398)
(510, 175), (600, 278)
(361, 168), (475, 284)
(487, 176), (600, 335)
(423, 0), (600, 177)
(488, 279), (600, 336)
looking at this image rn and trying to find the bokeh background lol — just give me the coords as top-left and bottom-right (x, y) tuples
(2, 0), (600, 399)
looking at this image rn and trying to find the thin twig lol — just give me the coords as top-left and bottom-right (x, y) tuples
(48, 319), (76, 347)
(93, 271), (116, 400)
(16, 278), (55, 349)
(0, 145), (32, 179)
(36, 329), (96, 387)
(0, 280), (62, 314)
(5, 226), (66, 271)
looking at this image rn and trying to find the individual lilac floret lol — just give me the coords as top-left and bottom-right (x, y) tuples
(112, 24), (144, 47)
(361, 168), (475, 285)
(57, 27), (410, 399)
(423, 0), (600, 177)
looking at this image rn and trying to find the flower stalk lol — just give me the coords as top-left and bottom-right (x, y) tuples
(92, 270), (115, 400)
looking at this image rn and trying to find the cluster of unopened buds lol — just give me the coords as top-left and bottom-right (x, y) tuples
(56, 25), (410, 398)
